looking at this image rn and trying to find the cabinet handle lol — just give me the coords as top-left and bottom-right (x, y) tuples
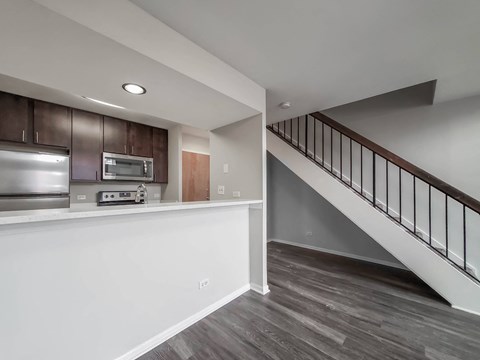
(96, 170), (98, 181)
(22, 130), (25, 142)
(131, 146), (134, 154)
(124, 145), (127, 154)
(35, 131), (39, 143)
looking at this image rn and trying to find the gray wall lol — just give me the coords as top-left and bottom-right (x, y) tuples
(267, 152), (403, 268)
(210, 114), (263, 200)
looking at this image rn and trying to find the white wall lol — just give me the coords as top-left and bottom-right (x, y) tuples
(0, 205), (251, 360)
(324, 89), (480, 201)
(182, 133), (210, 155)
(162, 125), (182, 201)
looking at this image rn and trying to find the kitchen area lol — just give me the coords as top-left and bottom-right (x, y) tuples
(0, 2), (267, 359)
(0, 90), (168, 212)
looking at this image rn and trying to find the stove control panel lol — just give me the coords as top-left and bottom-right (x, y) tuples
(97, 190), (145, 206)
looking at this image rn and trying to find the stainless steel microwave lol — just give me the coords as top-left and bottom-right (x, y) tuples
(102, 152), (154, 181)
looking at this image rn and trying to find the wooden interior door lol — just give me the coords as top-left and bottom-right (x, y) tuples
(182, 151), (210, 202)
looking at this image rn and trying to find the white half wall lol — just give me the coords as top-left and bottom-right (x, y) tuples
(0, 205), (251, 360)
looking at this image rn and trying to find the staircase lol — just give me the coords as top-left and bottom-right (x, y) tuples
(267, 112), (480, 315)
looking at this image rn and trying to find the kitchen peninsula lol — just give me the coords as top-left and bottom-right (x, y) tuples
(0, 199), (264, 360)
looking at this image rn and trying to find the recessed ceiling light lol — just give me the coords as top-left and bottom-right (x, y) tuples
(279, 101), (291, 109)
(122, 83), (147, 95)
(82, 96), (125, 109)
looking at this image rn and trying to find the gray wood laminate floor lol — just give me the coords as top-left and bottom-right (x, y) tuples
(138, 242), (480, 360)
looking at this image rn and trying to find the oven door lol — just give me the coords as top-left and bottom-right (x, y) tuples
(103, 152), (154, 181)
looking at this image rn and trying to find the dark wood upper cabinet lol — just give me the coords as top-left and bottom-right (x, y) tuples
(71, 109), (103, 182)
(103, 116), (127, 154)
(33, 101), (71, 148)
(0, 92), (29, 143)
(128, 122), (153, 158)
(153, 128), (168, 183)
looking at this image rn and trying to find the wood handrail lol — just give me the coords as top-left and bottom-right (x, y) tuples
(310, 111), (480, 214)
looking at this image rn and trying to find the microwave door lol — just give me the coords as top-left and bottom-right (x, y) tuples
(103, 153), (153, 181)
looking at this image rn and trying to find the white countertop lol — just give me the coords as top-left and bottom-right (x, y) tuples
(0, 200), (263, 226)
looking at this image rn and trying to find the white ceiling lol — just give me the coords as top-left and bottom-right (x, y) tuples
(0, 0), (261, 130)
(132, 0), (480, 123)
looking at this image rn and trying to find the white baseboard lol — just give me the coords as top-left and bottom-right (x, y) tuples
(114, 284), (251, 360)
(269, 238), (407, 270)
(451, 305), (480, 317)
(250, 283), (270, 295)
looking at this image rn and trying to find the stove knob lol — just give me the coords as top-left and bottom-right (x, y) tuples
(110, 194), (115, 198)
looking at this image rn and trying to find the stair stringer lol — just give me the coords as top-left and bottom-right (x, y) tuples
(268, 131), (480, 315)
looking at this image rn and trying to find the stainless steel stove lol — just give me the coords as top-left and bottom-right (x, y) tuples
(97, 190), (145, 206)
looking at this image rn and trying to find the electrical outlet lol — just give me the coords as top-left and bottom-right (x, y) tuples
(198, 278), (210, 290)
(217, 185), (225, 195)
(306, 231), (313, 237)
(154, 193), (161, 199)
(233, 191), (240, 198)
(76, 195), (86, 201)
(223, 163), (229, 174)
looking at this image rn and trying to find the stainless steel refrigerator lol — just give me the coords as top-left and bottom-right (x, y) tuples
(0, 148), (70, 211)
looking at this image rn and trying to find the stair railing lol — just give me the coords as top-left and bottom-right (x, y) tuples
(268, 112), (480, 282)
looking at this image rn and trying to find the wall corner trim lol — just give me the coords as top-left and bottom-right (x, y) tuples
(114, 284), (251, 360)
(250, 283), (270, 295)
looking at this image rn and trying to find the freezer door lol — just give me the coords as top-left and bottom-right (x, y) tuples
(0, 149), (69, 195)
(0, 195), (70, 211)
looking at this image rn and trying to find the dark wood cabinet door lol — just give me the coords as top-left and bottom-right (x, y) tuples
(103, 116), (128, 154)
(0, 92), (29, 143)
(153, 128), (168, 183)
(33, 101), (71, 148)
(128, 122), (153, 157)
(71, 109), (103, 182)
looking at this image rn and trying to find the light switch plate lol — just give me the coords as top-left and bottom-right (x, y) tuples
(76, 195), (86, 201)
(233, 191), (240, 198)
(223, 163), (229, 174)
(217, 185), (225, 195)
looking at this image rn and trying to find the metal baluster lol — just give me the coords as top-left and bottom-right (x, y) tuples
(386, 160), (389, 215)
(297, 117), (300, 148)
(463, 205), (467, 270)
(314, 119), (317, 163)
(413, 177), (417, 235)
(399, 168), (402, 224)
(330, 127), (333, 173)
(445, 195), (449, 258)
(321, 122), (325, 167)
(290, 119), (293, 144)
(340, 134), (343, 180)
(372, 153), (376, 206)
(349, 138), (353, 187)
(429, 185), (432, 245)
(360, 145), (363, 196)
(305, 115), (308, 157)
